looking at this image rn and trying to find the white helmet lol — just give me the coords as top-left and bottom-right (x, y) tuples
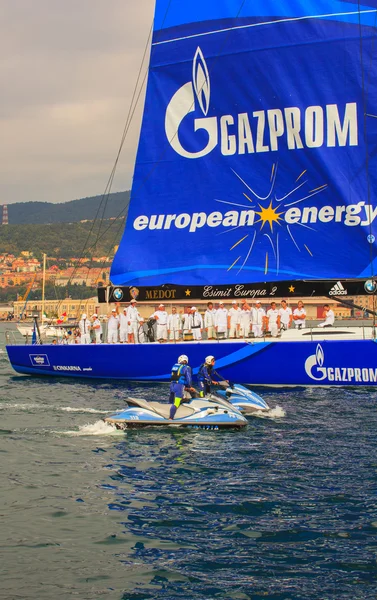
(178, 354), (189, 364)
(205, 355), (215, 365)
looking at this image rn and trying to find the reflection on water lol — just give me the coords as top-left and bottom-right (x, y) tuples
(1, 326), (377, 599)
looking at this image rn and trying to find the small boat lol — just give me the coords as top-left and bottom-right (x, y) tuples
(104, 396), (247, 430)
(213, 382), (270, 415)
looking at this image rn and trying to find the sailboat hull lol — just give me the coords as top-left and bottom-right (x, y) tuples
(6, 337), (377, 387)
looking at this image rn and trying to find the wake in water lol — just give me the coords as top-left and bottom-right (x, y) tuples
(57, 420), (123, 436)
(61, 407), (109, 414)
(256, 405), (286, 419)
(0, 402), (41, 411)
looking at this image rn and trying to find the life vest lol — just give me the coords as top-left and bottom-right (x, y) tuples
(171, 363), (185, 383)
(198, 363), (212, 383)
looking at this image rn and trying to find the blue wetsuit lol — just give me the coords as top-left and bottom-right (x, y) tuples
(197, 363), (213, 397)
(169, 363), (192, 419)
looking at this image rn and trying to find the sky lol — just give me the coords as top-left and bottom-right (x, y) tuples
(0, 0), (155, 205)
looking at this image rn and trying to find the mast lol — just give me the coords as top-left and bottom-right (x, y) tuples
(41, 253), (46, 322)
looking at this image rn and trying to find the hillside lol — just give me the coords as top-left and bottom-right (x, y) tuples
(0, 219), (124, 259)
(7, 191), (130, 225)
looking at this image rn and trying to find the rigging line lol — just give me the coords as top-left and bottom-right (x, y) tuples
(66, 4), (171, 293)
(63, 24), (152, 294)
(90, 29), (152, 245)
(358, 1), (375, 288)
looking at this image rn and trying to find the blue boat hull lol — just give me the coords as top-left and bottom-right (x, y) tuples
(6, 339), (377, 386)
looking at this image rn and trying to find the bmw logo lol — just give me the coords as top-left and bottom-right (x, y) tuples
(364, 279), (377, 294)
(113, 288), (124, 301)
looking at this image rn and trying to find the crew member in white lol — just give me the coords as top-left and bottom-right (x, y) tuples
(278, 300), (292, 330)
(91, 313), (102, 344)
(190, 306), (203, 340)
(119, 307), (129, 343)
(293, 301), (306, 329)
(240, 299), (251, 311)
(318, 304), (335, 327)
(182, 309), (192, 340)
(168, 307), (182, 341)
(239, 303), (251, 338)
(215, 302), (228, 338)
(251, 301), (265, 337)
(107, 308), (119, 344)
(228, 300), (241, 338)
(79, 313), (91, 344)
(151, 303), (169, 342)
(266, 302), (280, 337)
(126, 299), (140, 344)
(204, 301), (216, 340)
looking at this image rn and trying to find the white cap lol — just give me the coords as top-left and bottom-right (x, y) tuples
(130, 299), (137, 303)
(191, 306), (197, 310)
(256, 300), (261, 304)
(219, 301), (224, 305)
(111, 308), (116, 312)
(159, 303), (165, 308)
(92, 313), (97, 318)
(232, 300), (237, 304)
(123, 307), (127, 311)
(82, 313), (87, 319)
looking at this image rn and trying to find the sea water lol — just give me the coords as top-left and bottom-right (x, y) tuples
(1, 327), (377, 599)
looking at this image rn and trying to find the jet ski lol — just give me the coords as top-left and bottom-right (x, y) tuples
(104, 395), (247, 430)
(213, 381), (270, 415)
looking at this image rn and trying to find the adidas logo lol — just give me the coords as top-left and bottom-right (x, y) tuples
(329, 281), (348, 296)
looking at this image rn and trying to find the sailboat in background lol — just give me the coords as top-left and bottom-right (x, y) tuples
(6, 0), (377, 386)
(16, 254), (64, 339)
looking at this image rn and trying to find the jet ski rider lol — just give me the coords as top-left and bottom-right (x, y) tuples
(169, 355), (197, 420)
(198, 355), (224, 397)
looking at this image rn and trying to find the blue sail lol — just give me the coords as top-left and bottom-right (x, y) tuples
(111, 0), (377, 286)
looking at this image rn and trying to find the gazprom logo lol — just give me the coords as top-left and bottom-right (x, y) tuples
(304, 343), (377, 383)
(165, 48), (217, 159)
(165, 48), (358, 159)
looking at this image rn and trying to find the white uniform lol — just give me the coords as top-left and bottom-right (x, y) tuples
(119, 312), (128, 343)
(293, 307), (306, 328)
(278, 306), (292, 330)
(204, 308), (216, 339)
(318, 309), (335, 327)
(190, 311), (203, 340)
(215, 307), (228, 335)
(239, 308), (251, 338)
(151, 310), (168, 340)
(228, 306), (241, 338)
(182, 313), (192, 339)
(251, 306), (265, 337)
(126, 305), (140, 343)
(91, 318), (102, 343)
(168, 312), (182, 341)
(79, 318), (91, 344)
(267, 308), (279, 337)
(107, 314), (119, 344)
